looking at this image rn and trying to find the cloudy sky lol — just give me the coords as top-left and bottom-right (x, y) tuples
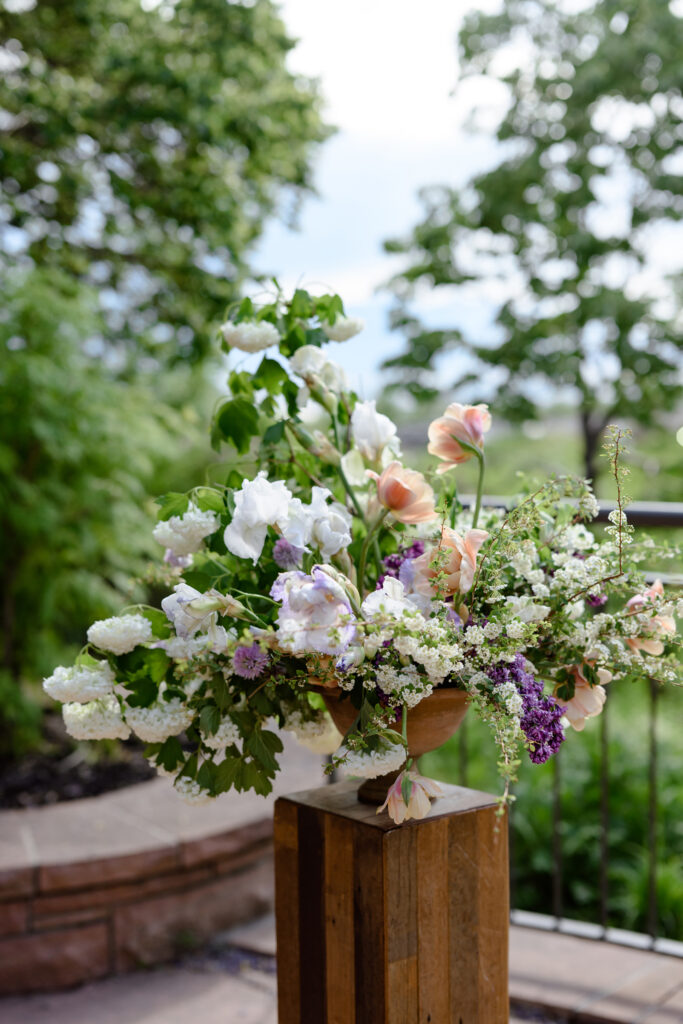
(252, 0), (502, 397)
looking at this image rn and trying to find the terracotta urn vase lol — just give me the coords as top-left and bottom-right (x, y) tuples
(320, 686), (469, 804)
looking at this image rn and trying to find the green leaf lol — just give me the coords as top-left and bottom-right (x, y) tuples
(242, 759), (274, 796)
(181, 570), (212, 592)
(199, 704), (221, 737)
(253, 357), (288, 394)
(140, 607), (172, 640)
(158, 736), (184, 772)
(211, 674), (232, 711)
(245, 729), (283, 773)
(126, 678), (158, 708)
(144, 648), (170, 684)
(194, 488), (225, 513)
(215, 755), (241, 794)
(215, 398), (260, 454)
(263, 420), (286, 445)
(156, 492), (190, 521)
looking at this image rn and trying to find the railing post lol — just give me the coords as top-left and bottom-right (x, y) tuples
(274, 779), (509, 1023)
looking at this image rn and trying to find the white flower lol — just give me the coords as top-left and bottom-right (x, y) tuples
(224, 473), (292, 563)
(161, 583), (225, 639)
(152, 502), (219, 557)
(173, 776), (213, 804)
(43, 662), (115, 703)
(464, 625), (486, 645)
(202, 718), (241, 751)
(340, 449), (367, 487)
(483, 621), (502, 639)
(361, 577), (425, 622)
(375, 663), (432, 708)
(504, 595), (551, 622)
(161, 635), (209, 660)
(63, 695), (130, 740)
(339, 740), (406, 778)
(289, 345), (348, 393)
(271, 566), (357, 656)
(125, 699), (194, 743)
(351, 400), (398, 462)
(283, 710), (342, 754)
(496, 680), (523, 717)
(322, 315), (364, 342)
(282, 487), (352, 560)
(87, 614), (152, 655)
(506, 620), (526, 640)
(220, 320), (280, 353)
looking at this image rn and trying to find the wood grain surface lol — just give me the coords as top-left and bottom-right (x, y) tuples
(275, 780), (509, 1023)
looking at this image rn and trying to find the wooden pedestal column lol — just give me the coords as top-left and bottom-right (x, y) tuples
(274, 779), (509, 1023)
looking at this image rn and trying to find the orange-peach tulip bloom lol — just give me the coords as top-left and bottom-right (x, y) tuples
(625, 579), (675, 655)
(554, 662), (612, 731)
(410, 525), (489, 597)
(378, 771), (442, 824)
(371, 462), (438, 524)
(428, 402), (491, 473)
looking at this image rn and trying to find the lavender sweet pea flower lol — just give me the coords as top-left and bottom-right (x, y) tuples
(271, 566), (357, 656)
(272, 537), (304, 569)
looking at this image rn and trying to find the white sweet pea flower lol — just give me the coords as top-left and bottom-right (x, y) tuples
(351, 400), (399, 462)
(361, 577), (425, 622)
(504, 595), (551, 622)
(271, 566), (357, 656)
(220, 320), (280, 352)
(340, 449), (367, 487)
(322, 316), (364, 342)
(281, 487), (352, 560)
(224, 473), (292, 563)
(152, 502), (219, 557)
(289, 345), (348, 393)
(161, 583), (239, 639)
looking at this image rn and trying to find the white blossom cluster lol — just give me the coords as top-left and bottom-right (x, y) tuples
(173, 775), (213, 804)
(283, 710), (341, 754)
(63, 695), (130, 741)
(87, 614), (152, 655)
(125, 699), (194, 743)
(153, 502), (219, 557)
(43, 662), (114, 703)
(322, 315), (364, 342)
(374, 663), (433, 708)
(202, 718), (241, 751)
(220, 320), (280, 352)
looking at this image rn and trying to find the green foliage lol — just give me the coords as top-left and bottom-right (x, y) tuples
(0, 0), (330, 366)
(384, 0), (683, 480)
(0, 269), (207, 756)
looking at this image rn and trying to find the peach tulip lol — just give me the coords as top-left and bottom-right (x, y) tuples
(378, 770), (443, 824)
(428, 403), (491, 473)
(554, 662), (612, 731)
(625, 579), (675, 655)
(371, 461), (438, 524)
(410, 525), (489, 597)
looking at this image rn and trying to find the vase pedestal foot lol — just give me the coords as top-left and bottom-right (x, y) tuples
(274, 778), (510, 1023)
(356, 769), (400, 805)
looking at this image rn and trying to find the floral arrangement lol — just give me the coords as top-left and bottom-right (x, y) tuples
(43, 290), (681, 823)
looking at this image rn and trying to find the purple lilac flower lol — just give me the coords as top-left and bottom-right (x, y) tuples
(489, 654), (565, 765)
(272, 537), (304, 570)
(233, 643), (269, 679)
(587, 592), (608, 608)
(376, 541), (426, 589)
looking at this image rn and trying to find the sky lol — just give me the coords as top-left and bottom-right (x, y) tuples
(251, 0), (503, 398)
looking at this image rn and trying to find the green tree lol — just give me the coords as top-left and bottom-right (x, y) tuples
(383, 0), (682, 482)
(0, 0), (329, 367)
(0, 269), (210, 759)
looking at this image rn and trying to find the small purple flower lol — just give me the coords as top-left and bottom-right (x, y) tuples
(233, 643), (269, 679)
(376, 541), (426, 589)
(587, 592), (608, 608)
(489, 654), (565, 764)
(272, 537), (304, 570)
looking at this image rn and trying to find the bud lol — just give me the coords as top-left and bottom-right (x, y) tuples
(311, 430), (341, 466)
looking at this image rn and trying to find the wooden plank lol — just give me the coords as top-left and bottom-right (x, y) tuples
(297, 803), (327, 1023)
(474, 806), (509, 1021)
(354, 824), (387, 1022)
(448, 805), (481, 1022)
(324, 814), (355, 1024)
(416, 818), (450, 1022)
(387, 956), (418, 1024)
(274, 798), (301, 1024)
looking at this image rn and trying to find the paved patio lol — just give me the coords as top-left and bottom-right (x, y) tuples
(2, 914), (681, 1023)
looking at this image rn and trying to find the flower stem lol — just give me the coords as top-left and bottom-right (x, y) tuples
(450, 477), (458, 529)
(358, 508), (389, 594)
(472, 451), (486, 529)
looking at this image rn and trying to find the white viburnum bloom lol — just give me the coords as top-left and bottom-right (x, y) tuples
(63, 695), (130, 741)
(351, 400), (398, 462)
(322, 315), (364, 342)
(289, 345), (348, 393)
(339, 740), (406, 779)
(87, 614), (152, 655)
(152, 502), (219, 557)
(223, 472), (292, 563)
(43, 662), (115, 704)
(173, 776), (213, 805)
(283, 710), (343, 755)
(202, 718), (241, 751)
(125, 699), (194, 743)
(220, 320), (280, 353)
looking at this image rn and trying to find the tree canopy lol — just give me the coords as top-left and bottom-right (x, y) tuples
(383, 0), (682, 480)
(0, 0), (330, 367)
